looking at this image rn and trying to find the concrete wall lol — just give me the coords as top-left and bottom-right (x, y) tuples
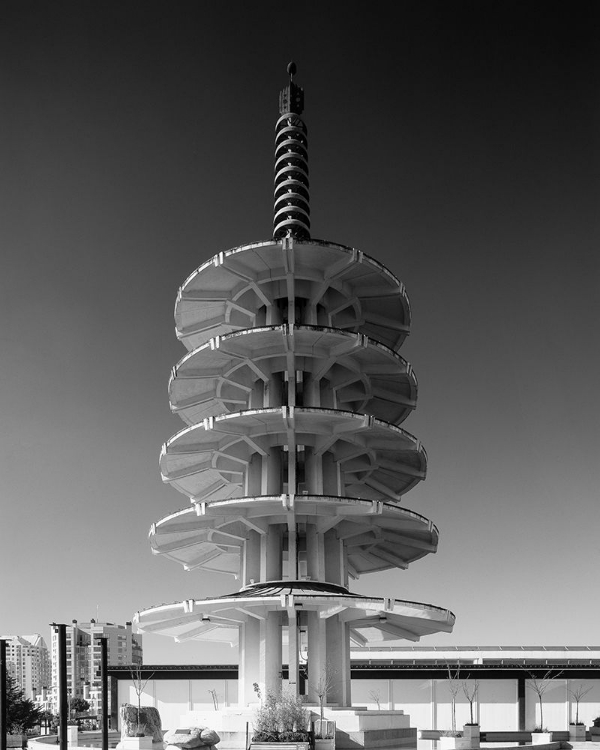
(116, 677), (600, 733)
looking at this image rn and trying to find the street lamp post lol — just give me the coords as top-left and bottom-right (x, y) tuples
(95, 637), (108, 750)
(50, 624), (67, 750)
(1, 639), (7, 750)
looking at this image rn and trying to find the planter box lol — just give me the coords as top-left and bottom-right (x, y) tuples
(462, 725), (480, 748)
(531, 732), (553, 744)
(250, 744), (310, 750)
(66, 727), (78, 746)
(570, 725), (586, 741)
(6, 735), (26, 749)
(440, 737), (471, 750)
(118, 738), (154, 750)
(314, 740), (335, 750)
(313, 720), (335, 739)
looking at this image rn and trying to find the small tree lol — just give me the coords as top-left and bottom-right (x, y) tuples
(130, 666), (154, 737)
(312, 668), (336, 720)
(526, 670), (563, 730)
(69, 697), (90, 718)
(446, 664), (462, 734)
(567, 683), (593, 725)
(369, 689), (382, 710)
(462, 680), (479, 725)
(4, 675), (44, 733)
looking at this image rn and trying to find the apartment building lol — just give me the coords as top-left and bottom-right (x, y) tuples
(49, 619), (142, 715)
(1, 634), (50, 700)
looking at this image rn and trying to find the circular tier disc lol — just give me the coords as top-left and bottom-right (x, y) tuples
(175, 239), (411, 352)
(150, 495), (438, 577)
(170, 325), (418, 427)
(134, 581), (455, 646)
(161, 407), (427, 503)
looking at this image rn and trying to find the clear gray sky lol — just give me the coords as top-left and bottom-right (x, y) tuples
(1, 1), (598, 664)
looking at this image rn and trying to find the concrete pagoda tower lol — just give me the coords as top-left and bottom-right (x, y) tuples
(135, 64), (455, 709)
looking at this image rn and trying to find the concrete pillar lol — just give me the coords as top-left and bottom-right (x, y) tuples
(239, 619), (261, 706)
(262, 612), (282, 696)
(322, 452), (338, 496)
(517, 677), (526, 730)
(247, 454), (261, 496)
(304, 447), (322, 494)
(324, 529), (343, 585)
(287, 609), (300, 697)
(265, 447), (282, 494)
(320, 379), (334, 408)
(305, 524), (323, 580)
(267, 373), (284, 407)
(306, 610), (326, 704)
(250, 379), (264, 409)
(266, 302), (281, 326)
(287, 518), (298, 579)
(325, 616), (351, 706)
(303, 373), (319, 407)
(263, 526), (283, 580)
(243, 531), (261, 586)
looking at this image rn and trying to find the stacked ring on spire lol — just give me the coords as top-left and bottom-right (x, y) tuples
(273, 113), (310, 240)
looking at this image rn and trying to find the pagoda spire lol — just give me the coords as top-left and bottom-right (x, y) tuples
(273, 62), (311, 240)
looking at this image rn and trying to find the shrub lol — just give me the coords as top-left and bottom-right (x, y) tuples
(252, 690), (310, 742)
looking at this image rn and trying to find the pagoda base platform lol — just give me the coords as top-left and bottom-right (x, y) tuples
(178, 708), (415, 750)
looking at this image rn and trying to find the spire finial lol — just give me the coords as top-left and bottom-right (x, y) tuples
(273, 65), (310, 241)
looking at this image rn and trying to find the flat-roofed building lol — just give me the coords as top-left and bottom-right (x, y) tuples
(1, 634), (50, 700)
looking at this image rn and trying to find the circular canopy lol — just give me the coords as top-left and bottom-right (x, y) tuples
(169, 325), (418, 427)
(150, 495), (439, 576)
(134, 582), (455, 646)
(175, 239), (411, 352)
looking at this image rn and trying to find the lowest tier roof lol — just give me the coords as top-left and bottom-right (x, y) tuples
(134, 581), (455, 647)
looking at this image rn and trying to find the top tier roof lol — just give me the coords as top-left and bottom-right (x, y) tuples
(175, 239), (411, 352)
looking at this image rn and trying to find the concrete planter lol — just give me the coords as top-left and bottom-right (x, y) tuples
(118, 738), (154, 750)
(463, 724), (480, 748)
(314, 740), (335, 750)
(250, 743), (310, 750)
(591, 726), (600, 740)
(569, 724), (586, 741)
(6, 735), (26, 749)
(531, 732), (553, 744)
(66, 727), (78, 746)
(440, 737), (471, 750)
(313, 720), (336, 739)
